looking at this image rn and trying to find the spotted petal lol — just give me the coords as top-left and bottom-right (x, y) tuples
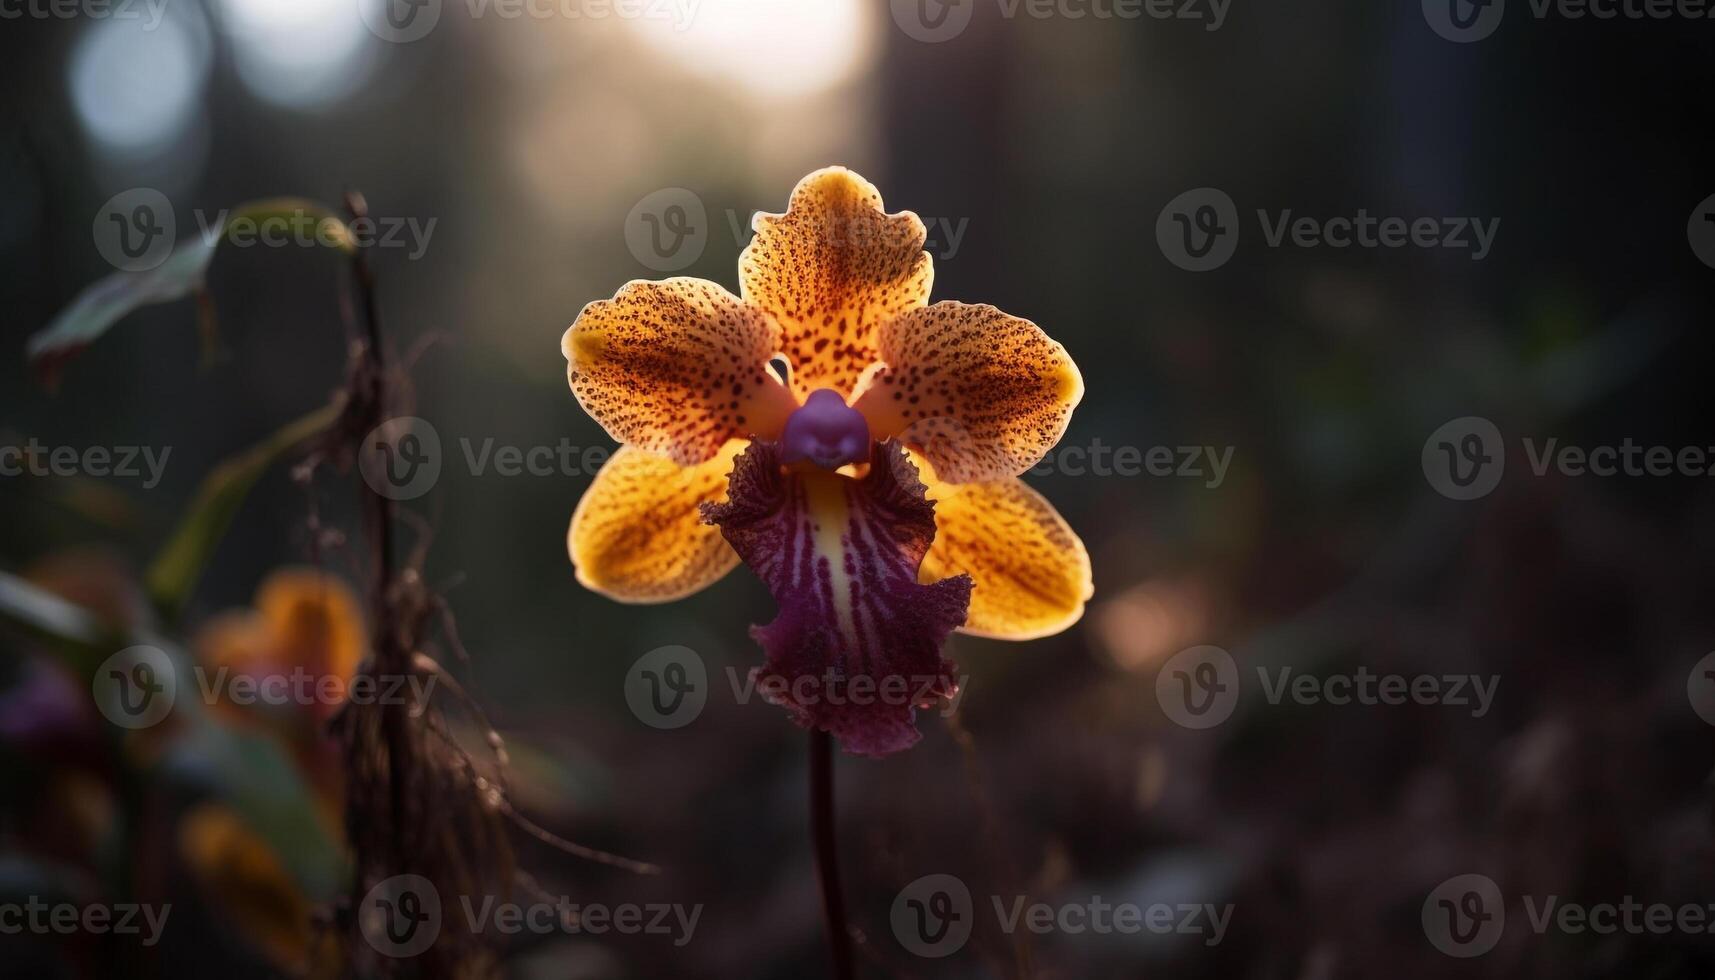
(740, 168), (933, 400)
(910, 451), (1092, 639)
(569, 441), (746, 602)
(703, 441), (971, 757)
(564, 278), (797, 465)
(853, 302), (1083, 483)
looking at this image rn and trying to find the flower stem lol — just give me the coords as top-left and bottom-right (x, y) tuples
(810, 728), (855, 980)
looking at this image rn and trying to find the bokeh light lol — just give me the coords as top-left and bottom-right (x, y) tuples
(70, 12), (211, 159)
(218, 0), (377, 109)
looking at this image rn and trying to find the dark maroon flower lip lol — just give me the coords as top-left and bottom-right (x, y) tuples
(703, 439), (972, 757)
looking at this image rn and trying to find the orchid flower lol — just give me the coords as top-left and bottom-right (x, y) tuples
(563, 168), (1092, 756)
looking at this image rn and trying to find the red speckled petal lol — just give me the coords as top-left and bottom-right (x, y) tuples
(702, 440), (971, 757)
(852, 302), (1083, 483)
(739, 168), (933, 400)
(563, 278), (797, 465)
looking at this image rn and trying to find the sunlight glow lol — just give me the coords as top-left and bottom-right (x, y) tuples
(622, 0), (875, 99)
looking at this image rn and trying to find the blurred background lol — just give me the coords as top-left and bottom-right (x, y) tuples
(4, 0), (1715, 976)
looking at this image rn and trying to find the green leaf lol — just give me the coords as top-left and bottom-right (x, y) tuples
(26, 198), (354, 388)
(162, 722), (346, 899)
(145, 402), (342, 617)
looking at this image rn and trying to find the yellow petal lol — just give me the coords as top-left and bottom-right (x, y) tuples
(564, 278), (797, 465)
(854, 302), (1083, 484)
(740, 167), (933, 400)
(255, 568), (366, 685)
(912, 452), (1093, 639)
(569, 440), (746, 602)
(179, 803), (317, 974)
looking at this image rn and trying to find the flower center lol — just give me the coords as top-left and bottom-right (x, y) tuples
(781, 389), (870, 469)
